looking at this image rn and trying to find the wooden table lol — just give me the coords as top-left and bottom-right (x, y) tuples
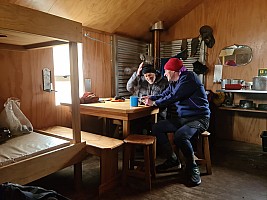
(61, 99), (159, 138)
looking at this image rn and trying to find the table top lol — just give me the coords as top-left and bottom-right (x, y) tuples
(61, 99), (159, 114)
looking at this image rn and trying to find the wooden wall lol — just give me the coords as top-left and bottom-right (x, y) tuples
(161, 0), (267, 144)
(81, 28), (113, 133)
(82, 28), (113, 97)
(0, 48), (71, 129)
(0, 28), (113, 133)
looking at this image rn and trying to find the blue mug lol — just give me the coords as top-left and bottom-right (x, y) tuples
(130, 96), (138, 107)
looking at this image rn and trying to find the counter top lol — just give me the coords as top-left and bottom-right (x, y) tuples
(216, 89), (267, 94)
(219, 106), (267, 114)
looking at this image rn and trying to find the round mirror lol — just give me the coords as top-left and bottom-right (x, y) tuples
(218, 44), (252, 66)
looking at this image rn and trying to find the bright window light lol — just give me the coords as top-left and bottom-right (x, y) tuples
(53, 43), (84, 105)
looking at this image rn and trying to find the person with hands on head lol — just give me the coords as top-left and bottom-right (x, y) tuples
(144, 58), (210, 186)
(127, 62), (168, 99)
(127, 62), (168, 121)
(125, 62), (168, 135)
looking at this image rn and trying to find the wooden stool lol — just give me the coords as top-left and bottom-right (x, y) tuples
(168, 131), (212, 175)
(122, 134), (156, 190)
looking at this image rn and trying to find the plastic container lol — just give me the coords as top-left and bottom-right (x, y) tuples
(260, 131), (267, 152)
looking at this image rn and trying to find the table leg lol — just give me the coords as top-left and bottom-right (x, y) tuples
(151, 114), (157, 160)
(122, 120), (130, 139)
(103, 117), (107, 136)
(103, 118), (113, 137)
(152, 113), (158, 124)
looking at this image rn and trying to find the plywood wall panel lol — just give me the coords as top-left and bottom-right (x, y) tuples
(0, 49), (71, 129)
(162, 0), (267, 91)
(80, 29), (113, 133)
(21, 49), (55, 128)
(0, 29), (112, 133)
(82, 28), (112, 97)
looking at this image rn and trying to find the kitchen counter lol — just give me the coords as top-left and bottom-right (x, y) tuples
(216, 89), (267, 94)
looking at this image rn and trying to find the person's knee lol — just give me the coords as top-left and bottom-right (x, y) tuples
(173, 132), (187, 145)
(151, 121), (165, 135)
(173, 126), (197, 147)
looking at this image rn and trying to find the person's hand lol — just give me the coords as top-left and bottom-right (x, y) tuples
(142, 96), (153, 106)
(145, 98), (154, 106)
(137, 62), (144, 76)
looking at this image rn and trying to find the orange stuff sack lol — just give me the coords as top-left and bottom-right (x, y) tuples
(80, 92), (99, 104)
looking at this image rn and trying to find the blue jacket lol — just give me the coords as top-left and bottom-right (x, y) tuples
(150, 71), (210, 118)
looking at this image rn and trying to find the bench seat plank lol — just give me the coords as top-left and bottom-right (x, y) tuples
(35, 126), (123, 195)
(36, 126), (123, 150)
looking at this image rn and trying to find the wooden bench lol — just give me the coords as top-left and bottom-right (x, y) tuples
(36, 126), (124, 195)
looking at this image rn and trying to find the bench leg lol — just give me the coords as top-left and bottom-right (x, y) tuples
(203, 137), (212, 175)
(74, 162), (83, 191)
(99, 148), (120, 195)
(144, 145), (151, 190)
(122, 144), (131, 186)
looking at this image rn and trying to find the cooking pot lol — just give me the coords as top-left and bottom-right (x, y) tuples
(258, 104), (267, 110)
(253, 76), (267, 91)
(239, 100), (254, 109)
(231, 79), (245, 85)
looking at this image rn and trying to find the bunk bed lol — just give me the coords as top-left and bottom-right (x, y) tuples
(0, 3), (86, 186)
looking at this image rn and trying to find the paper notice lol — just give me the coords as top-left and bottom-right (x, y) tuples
(213, 65), (223, 82)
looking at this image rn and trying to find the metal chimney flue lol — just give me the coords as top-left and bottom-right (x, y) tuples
(151, 21), (164, 70)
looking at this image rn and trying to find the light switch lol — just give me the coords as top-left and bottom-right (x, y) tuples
(85, 78), (91, 92)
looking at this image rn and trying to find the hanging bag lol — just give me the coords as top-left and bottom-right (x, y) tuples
(0, 98), (33, 135)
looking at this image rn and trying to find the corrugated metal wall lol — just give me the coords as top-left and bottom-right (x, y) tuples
(160, 38), (206, 83)
(161, 38), (204, 70)
(113, 35), (148, 97)
(113, 36), (206, 97)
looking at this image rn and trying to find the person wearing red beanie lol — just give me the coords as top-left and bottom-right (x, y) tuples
(164, 57), (184, 72)
(163, 58), (187, 82)
(143, 58), (210, 186)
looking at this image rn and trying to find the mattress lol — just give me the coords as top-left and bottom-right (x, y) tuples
(0, 132), (70, 167)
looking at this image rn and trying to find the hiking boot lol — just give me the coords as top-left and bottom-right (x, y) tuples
(156, 157), (181, 172)
(187, 164), (201, 186)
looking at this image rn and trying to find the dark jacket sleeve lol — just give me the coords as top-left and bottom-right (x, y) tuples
(154, 72), (199, 107)
(150, 84), (172, 101)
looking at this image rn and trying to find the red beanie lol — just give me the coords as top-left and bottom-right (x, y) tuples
(164, 58), (183, 72)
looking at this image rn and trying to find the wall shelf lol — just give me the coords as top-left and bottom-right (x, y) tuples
(216, 89), (267, 94)
(219, 106), (267, 114)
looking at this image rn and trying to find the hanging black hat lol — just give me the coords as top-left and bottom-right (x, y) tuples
(199, 25), (215, 48)
(193, 61), (208, 74)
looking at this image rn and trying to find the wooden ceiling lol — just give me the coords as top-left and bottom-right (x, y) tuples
(5, 0), (203, 41)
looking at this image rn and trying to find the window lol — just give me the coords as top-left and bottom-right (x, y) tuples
(53, 43), (84, 105)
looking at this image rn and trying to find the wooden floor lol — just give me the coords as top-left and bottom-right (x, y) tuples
(30, 138), (267, 200)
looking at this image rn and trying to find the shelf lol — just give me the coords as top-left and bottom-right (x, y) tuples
(216, 89), (267, 94)
(219, 106), (267, 114)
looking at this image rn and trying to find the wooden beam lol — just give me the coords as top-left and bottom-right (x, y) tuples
(0, 43), (26, 51)
(0, 2), (82, 42)
(69, 42), (81, 143)
(24, 40), (69, 50)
